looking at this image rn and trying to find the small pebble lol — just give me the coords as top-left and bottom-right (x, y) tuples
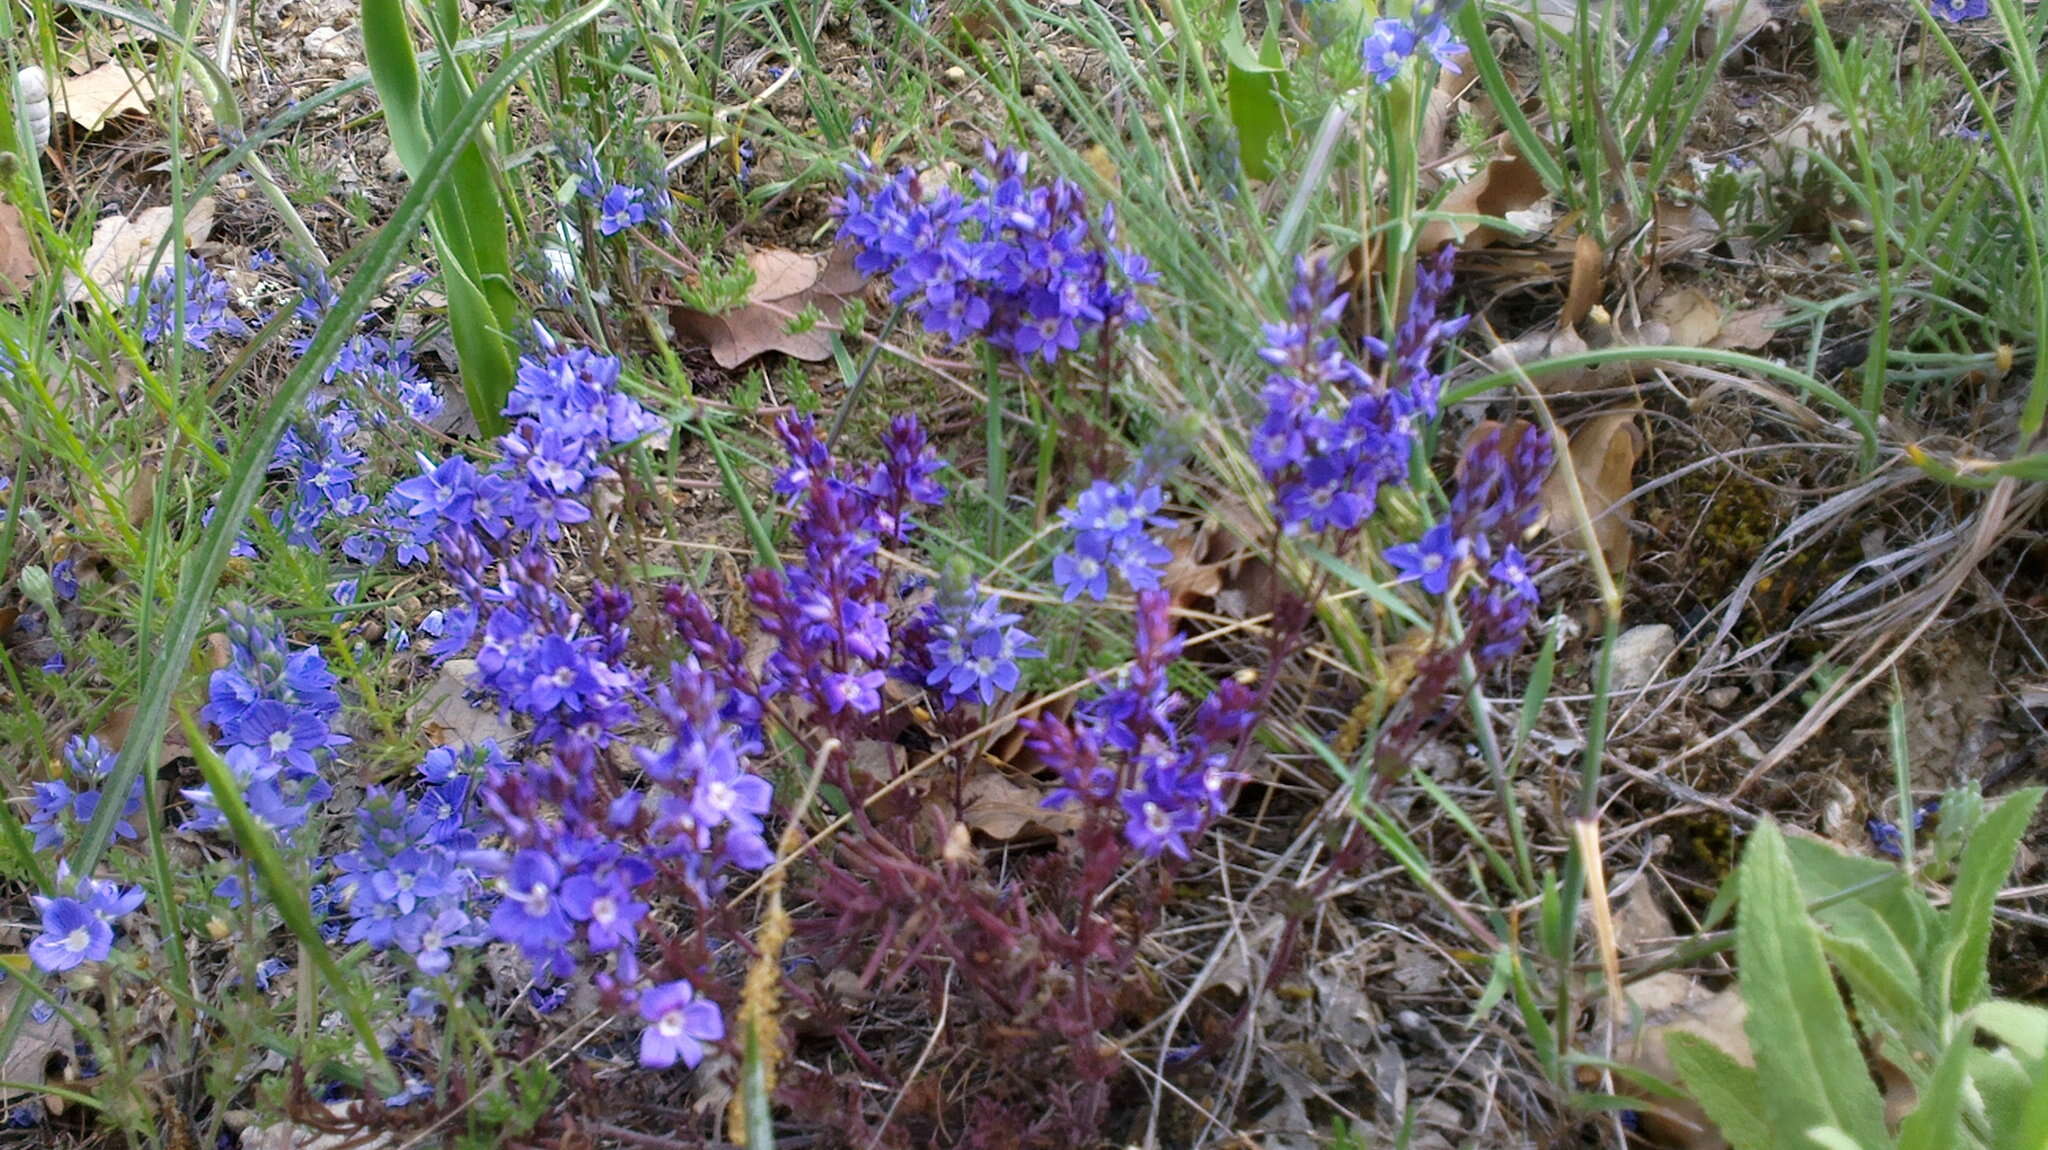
(1703, 685), (1739, 709)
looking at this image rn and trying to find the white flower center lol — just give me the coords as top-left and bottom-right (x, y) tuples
(592, 897), (618, 924)
(269, 730), (294, 754)
(63, 927), (92, 953)
(658, 1009), (687, 1038)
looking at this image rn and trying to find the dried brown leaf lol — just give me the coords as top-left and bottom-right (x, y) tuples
(958, 772), (1081, 841)
(0, 973), (75, 1102)
(64, 200), (215, 303)
(1653, 198), (1721, 260)
(53, 60), (156, 132)
(1162, 527), (1225, 611)
(0, 203), (37, 297)
(1709, 304), (1788, 351)
(1540, 411), (1642, 572)
(1561, 230), (1603, 329)
(1418, 151), (1549, 252)
(1650, 287), (1723, 348)
(671, 246), (861, 369)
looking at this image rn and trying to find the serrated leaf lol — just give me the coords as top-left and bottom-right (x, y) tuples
(1943, 788), (2043, 1012)
(1738, 821), (1890, 1149)
(1666, 1031), (1771, 1150)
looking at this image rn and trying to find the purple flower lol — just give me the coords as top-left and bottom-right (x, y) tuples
(28, 898), (111, 972)
(559, 870), (649, 952)
(1933, 0), (1987, 19)
(395, 908), (483, 975)
(637, 981), (725, 1069)
(490, 849), (575, 959)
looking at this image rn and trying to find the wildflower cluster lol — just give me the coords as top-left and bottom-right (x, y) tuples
(834, 145), (1156, 363)
(27, 735), (143, 853)
(399, 331), (763, 1066)
(919, 575), (1043, 707)
(568, 144), (673, 237)
(28, 864), (145, 974)
(1360, 2), (1467, 86)
(1385, 423), (1552, 665)
(1050, 479), (1174, 602)
(1255, 249), (1466, 535)
(331, 744), (496, 975)
(131, 254), (251, 350)
(689, 414), (963, 725)
(1029, 591), (1262, 860)
(183, 604), (345, 849)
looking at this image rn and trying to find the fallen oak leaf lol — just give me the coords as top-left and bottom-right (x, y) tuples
(1540, 410), (1643, 573)
(1708, 303), (1789, 351)
(0, 203), (37, 297)
(0, 966), (75, 1104)
(671, 246), (861, 369)
(1419, 149), (1550, 252)
(64, 200), (215, 303)
(53, 60), (156, 132)
(958, 771), (1082, 841)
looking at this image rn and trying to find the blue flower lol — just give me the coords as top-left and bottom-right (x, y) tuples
(1362, 20), (1418, 83)
(924, 587), (1043, 706)
(28, 898), (111, 972)
(598, 184), (649, 235)
(1933, 0), (1988, 20)
(490, 849), (575, 962)
(1052, 480), (1173, 601)
(1385, 521), (1468, 595)
(131, 254), (251, 350)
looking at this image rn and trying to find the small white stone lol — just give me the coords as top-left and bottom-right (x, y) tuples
(1609, 624), (1676, 694)
(303, 26), (355, 60)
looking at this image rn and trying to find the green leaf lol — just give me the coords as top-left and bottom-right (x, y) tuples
(1738, 821), (1890, 1149)
(1972, 1001), (2048, 1060)
(1221, 23), (1289, 181)
(1820, 930), (1934, 1047)
(1666, 1031), (1771, 1150)
(1802, 1128), (1873, 1150)
(1896, 1018), (1974, 1150)
(1942, 788), (2043, 1012)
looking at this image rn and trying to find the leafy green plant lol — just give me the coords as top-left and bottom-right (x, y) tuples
(1667, 788), (2046, 1149)
(363, 0), (529, 435)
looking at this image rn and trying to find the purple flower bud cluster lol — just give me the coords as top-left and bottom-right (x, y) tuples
(1051, 479), (1175, 602)
(1029, 590), (1262, 860)
(331, 744), (497, 975)
(182, 604), (345, 846)
(131, 254), (251, 351)
(1255, 250), (1467, 536)
(1360, 3), (1466, 86)
(28, 863), (145, 974)
(833, 145), (1157, 363)
(1386, 425), (1553, 665)
(729, 414), (953, 722)
(27, 735), (144, 853)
